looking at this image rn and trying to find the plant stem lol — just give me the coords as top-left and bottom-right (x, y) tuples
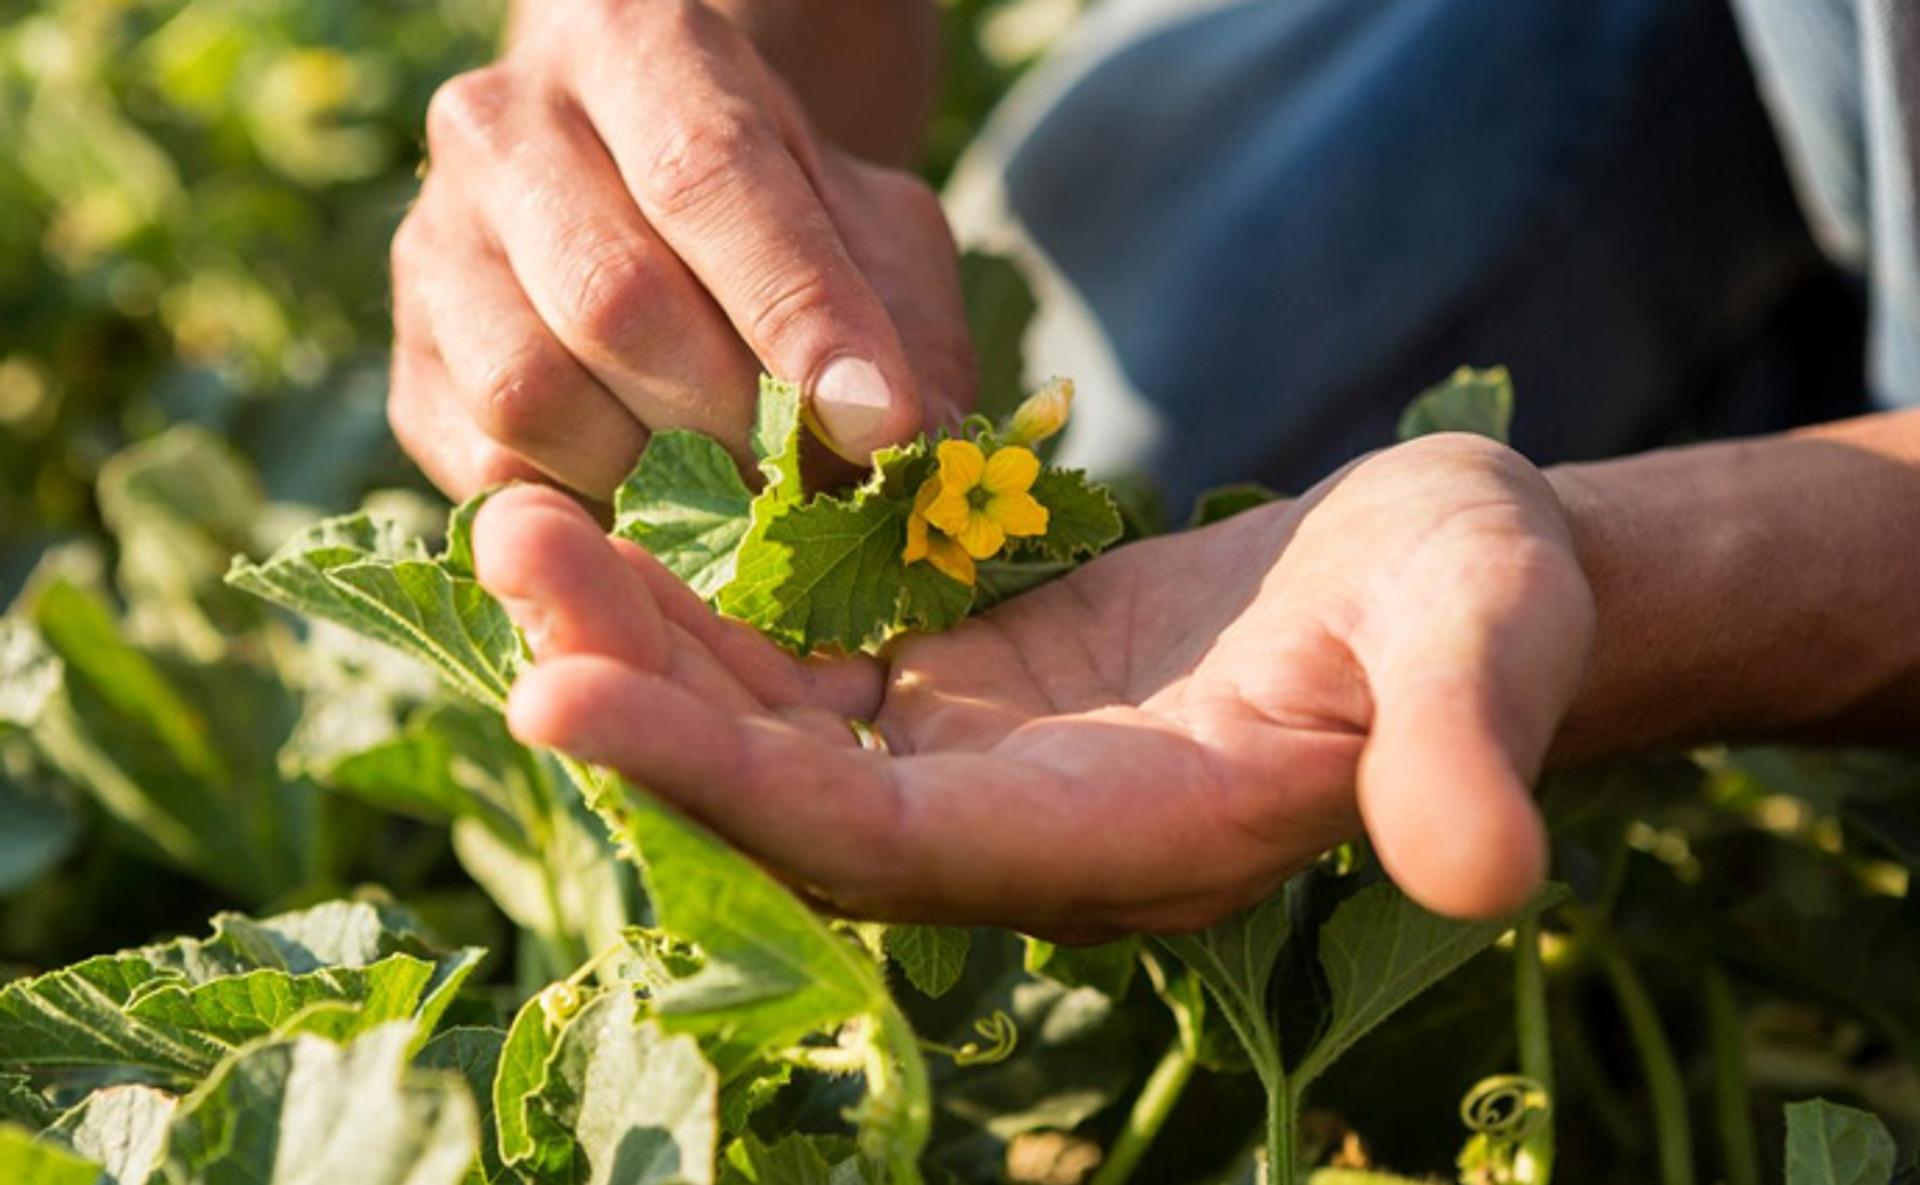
(1268, 1077), (1298, 1185)
(1570, 907), (1694, 1185)
(1513, 913), (1555, 1183)
(1090, 1036), (1197, 1185)
(870, 1006), (930, 1185)
(1703, 963), (1759, 1185)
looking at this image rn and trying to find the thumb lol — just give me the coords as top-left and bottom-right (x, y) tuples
(1356, 557), (1593, 919)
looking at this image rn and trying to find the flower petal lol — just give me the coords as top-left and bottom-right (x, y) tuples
(927, 537), (976, 585)
(988, 491), (1050, 538)
(935, 439), (986, 493)
(1005, 378), (1074, 445)
(953, 510), (1006, 559)
(904, 511), (930, 563)
(982, 446), (1041, 497)
(925, 483), (975, 538)
(904, 477), (942, 562)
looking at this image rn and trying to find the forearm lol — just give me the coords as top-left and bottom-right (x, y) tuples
(1546, 409), (1920, 759)
(509, 0), (939, 164)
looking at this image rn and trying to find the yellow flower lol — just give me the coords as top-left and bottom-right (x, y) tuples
(903, 440), (1052, 585)
(904, 477), (978, 585)
(930, 440), (1050, 556)
(1004, 377), (1074, 445)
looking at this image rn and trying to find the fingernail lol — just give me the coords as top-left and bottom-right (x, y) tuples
(812, 356), (894, 455)
(499, 595), (552, 657)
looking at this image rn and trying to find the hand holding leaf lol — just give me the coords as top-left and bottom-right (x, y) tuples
(474, 427), (1593, 931)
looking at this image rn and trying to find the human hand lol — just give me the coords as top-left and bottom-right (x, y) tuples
(390, 0), (972, 500)
(471, 433), (1594, 934)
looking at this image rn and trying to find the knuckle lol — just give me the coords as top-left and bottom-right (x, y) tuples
(744, 267), (838, 357)
(638, 109), (764, 218)
(551, 239), (660, 349)
(425, 67), (515, 156)
(473, 345), (570, 446)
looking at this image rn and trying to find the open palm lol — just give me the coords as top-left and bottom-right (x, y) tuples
(474, 435), (1593, 934)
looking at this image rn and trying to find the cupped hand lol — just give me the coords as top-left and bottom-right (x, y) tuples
(390, 0), (972, 500)
(472, 434), (1595, 935)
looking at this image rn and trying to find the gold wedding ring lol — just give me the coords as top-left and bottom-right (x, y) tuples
(847, 718), (890, 754)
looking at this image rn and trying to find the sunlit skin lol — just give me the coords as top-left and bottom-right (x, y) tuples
(473, 433), (1593, 938)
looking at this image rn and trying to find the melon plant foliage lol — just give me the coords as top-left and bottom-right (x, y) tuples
(2, 367), (1912, 1185)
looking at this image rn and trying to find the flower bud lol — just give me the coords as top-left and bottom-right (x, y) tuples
(1003, 377), (1074, 446)
(538, 981), (583, 1027)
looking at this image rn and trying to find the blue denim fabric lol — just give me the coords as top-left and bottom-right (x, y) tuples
(1732, 0), (1920, 413)
(999, 0), (1867, 506)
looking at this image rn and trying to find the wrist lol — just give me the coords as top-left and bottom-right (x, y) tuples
(1544, 426), (1920, 760)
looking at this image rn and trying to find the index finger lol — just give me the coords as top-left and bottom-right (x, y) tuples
(566, 3), (924, 462)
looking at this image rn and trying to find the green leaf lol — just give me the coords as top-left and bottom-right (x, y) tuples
(25, 580), (315, 901)
(452, 811), (631, 970)
(1396, 366), (1514, 444)
(294, 699), (508, 826)
(126, 949), (482, 1052)
(1140, 950), (1249, 1073)
(1025, 469), (1123, 563)
(321, 562), (522, 709)
(1292, 884), (1560, 1087)
(613, 431), (756, 599)
(532, 990), (718, 1185)
(1188, 484), (1282, 529)
(1154, 889), (1293, 1084)
(602, 783), (929, 1170)
(95, 426), (264, 660)
(1023, 938), (1140, 1001)
(721, 1133), (875, 1185)
(716, 1063), (792, 1135)
(749, 377), (806, 505)
(415, 1027), (508, 1185)
(0, 1073), (56, 1129)
(293, 694), (633, 963)
(227, 513), (521, 710)
(1785, 1100), (1898, 1185)
(46, 1085), (176, 1185)
(226, 513), (430, 639)
(971, 560), (1075, 610)
(884, 927), (971, 999)
(441, 491), (492, 580)
(719, 494), (910, 654)
(897, 562), (975, 635)
(493, 991), (575, 1178)
(164, 1023), (480, 1185)
(721, 1134), (831, 1185)
(0, 620), (62, 732)
(0, 901), (482, 1078)
(959, 252), (1039, 428)
(622, 799), (880, 1063)
(0, 954), (222, 1077)
(0, 1126), (102, 1185)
